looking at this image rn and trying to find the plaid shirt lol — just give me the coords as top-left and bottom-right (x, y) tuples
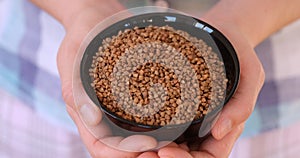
(1, 0), (300, 157)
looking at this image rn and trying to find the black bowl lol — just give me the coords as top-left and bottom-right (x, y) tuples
(80, 12), (240, 143)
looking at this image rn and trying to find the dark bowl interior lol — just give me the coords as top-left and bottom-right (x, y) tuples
(80, 12), (240, 142)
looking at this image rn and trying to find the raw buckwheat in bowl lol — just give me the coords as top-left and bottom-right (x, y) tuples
(73, 6), (240, 150)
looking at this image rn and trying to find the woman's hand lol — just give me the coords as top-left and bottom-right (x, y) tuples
(164, 0), (300, 156)
(55, 2), (159, 158)
(156, 17), (265, 157)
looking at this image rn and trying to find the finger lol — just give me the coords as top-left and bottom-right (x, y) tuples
(66, 105), (140, 158)
(71, 103), (109, 139)
(191, 123), (244, 158)
(156, 141), (189, 153)
(138, 152), (159, 158)
(158, 147), (193, 158)
(68, 103), (158, 154)
(67, 105), (111, 142)
(157, 141), (179, 148)
(118, 135), (158, 152)
(212, 43), (265, 140)
(77, 103), (102, 126)
(100, 135), (158, 152)
(178, 142), (190, 152)
(75, 103), (158, 151)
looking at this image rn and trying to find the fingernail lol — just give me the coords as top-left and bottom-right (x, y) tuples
(79, 104), (101, 126)
(218, 119), (232, 139)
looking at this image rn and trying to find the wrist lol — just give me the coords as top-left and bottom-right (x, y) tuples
(62, 0), (124, 30)
(202, 0), (300, 48)
(201, 6), (257, 48)
(60, 1), (91, 29)
(30, 0), (90, 28)
(30, 0), (124, 31)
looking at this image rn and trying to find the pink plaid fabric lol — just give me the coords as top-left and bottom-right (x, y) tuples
(231, 122), (300, 158)
(0, 89), (89, 158)
(1, 0), (300, 157)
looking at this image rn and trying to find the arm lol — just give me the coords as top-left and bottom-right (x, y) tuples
(30, 0), (86, 28)
(30, 0), (124, 29)
(203, 0), (300, 47)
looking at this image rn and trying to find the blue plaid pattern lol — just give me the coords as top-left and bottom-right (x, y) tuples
(0, 0), (74, 131)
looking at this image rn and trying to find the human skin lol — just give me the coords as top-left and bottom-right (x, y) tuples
(30, 0), (300, 157)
